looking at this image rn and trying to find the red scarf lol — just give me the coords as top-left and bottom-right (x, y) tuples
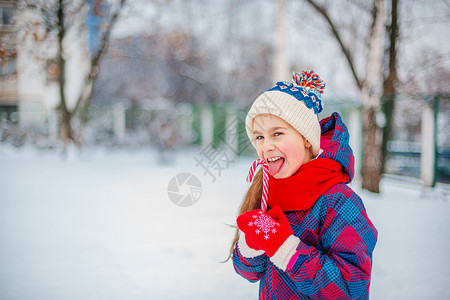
(267, 158), (349, 211)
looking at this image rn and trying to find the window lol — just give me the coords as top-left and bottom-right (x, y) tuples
(0, 56), (15, 76)
(1, 6), (13, 26)
(0, 104), (18, 123)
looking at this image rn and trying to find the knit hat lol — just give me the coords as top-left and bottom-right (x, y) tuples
(245, 70), (325, 157)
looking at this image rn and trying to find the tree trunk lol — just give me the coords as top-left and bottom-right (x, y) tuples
(381, 0), (399, 172)
(56, 0), (72, 152)
(361, 95), (383, 192)
(361, 0), (385, 193)
(75, 76), (95, 147)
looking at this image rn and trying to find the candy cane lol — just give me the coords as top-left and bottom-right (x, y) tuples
(246, 159), (269, 212)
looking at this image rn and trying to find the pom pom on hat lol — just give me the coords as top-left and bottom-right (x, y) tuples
(292, 70), (325, 95)
(245, 70), (325, 157)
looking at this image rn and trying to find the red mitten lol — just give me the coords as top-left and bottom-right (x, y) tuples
(267, 206), (291, 227)
(243, 233), (261, 251)
(237, 206), (293, 257)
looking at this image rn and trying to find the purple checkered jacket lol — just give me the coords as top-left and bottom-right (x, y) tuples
(233, 112), (378, 299)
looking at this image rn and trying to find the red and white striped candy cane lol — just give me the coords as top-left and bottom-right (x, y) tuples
(246, 159), (269, 212)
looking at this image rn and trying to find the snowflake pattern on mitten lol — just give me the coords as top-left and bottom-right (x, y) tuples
(237, 207), (294, 257)
(248, 211), (280, 240)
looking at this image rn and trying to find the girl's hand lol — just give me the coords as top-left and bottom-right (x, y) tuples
(237, 206), (293, 257)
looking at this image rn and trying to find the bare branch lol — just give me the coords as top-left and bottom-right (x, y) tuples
(73, 0), (127, 143)
(304, 0), (362, 89)
(73, 0), (126, 113)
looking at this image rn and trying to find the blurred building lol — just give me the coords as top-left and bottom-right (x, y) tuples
(0, 0), (16, 123)
(0, 0), (92, 140)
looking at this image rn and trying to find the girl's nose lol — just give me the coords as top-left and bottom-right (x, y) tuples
(263, 140), (275, 152)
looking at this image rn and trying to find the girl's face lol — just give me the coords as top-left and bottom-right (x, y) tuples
(253, 114), (313, 179)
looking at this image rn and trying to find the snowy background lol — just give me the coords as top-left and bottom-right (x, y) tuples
(0, 145), (449, 300)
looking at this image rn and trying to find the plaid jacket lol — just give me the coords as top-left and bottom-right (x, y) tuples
(233, 113), (378, 299)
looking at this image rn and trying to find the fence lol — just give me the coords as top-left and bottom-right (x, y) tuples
(3, 95), (448, 185)
(86, 98), (450, 185)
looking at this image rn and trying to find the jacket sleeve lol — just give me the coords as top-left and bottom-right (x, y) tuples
(232, 233), (269, 283)
(286, 189), (378, 299)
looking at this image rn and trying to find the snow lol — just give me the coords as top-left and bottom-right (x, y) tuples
(0, 145), (449, 300)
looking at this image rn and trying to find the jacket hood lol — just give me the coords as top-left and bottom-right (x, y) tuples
(318, 112), (355, 181)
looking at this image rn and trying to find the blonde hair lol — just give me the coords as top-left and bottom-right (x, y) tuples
(225, 168), (263, 262)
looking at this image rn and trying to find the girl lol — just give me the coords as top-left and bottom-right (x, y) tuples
(229, 71), (378, 299)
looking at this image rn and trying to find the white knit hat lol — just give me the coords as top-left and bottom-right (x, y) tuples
(245, 70), (325, 157)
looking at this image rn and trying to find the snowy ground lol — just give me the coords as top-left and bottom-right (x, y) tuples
(0, 145), (449, 300)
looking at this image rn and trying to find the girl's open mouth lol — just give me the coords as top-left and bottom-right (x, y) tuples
(266, 156), (285, 176)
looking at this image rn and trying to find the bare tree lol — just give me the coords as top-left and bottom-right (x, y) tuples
(304, 0), (386, 193)
(75, 0), (127, 147)
(16, 0), (126, 151)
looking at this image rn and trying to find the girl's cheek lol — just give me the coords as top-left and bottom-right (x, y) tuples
(256, 148), (264, 159)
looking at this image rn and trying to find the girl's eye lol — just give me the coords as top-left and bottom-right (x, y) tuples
(274, 132), (283, 137)
(255, 135), (264, 140)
